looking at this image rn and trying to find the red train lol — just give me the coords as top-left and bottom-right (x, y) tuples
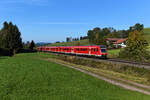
(37, 45), (107, 58)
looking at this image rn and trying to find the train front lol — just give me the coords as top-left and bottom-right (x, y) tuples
(100, 45), (107, 58)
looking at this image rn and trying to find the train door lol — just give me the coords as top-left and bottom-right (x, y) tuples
(71, 48), (74, 54)
(91, 48), (95, 55)
(89, 48), (91, 55)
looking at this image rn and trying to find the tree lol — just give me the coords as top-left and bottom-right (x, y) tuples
(0, 21), (22, 55)
(66, 37), (72, 42)
(29, 40), (35, 50)
(93, 27), (101, 44)
(87, 30), (95, 43)
(119, 30), (149, 61)
(129, 23), (144, 32)
(25, 41), (30, 49)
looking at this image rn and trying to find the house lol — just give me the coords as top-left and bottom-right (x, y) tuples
(106, 38), (127, 48)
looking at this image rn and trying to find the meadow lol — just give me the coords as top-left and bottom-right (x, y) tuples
(0, 53), (149, 100)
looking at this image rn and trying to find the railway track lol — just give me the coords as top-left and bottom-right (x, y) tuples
(47, 52), (150, 70)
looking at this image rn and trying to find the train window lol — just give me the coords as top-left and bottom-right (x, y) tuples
(97, 48), (99, 51)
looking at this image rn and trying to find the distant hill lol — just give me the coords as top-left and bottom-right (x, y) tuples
(36, 42), (51, 47)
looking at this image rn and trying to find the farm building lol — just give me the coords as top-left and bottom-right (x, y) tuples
(106, 38), (127, 48)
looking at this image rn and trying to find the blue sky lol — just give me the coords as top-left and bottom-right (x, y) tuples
(0, 0), (150, 43)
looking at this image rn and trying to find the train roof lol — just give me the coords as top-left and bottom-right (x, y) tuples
(38, 45), (106, 48)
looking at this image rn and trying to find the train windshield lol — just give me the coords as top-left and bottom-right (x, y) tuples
(100, 45), (106, 53)
(101, 49), (106, 53)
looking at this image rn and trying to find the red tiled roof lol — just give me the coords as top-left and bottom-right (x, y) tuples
(114, 39), (127, 44)
(106, 38), (127, 44)
(106, 38), (120, 41)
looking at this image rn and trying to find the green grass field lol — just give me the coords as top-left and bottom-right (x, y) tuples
(0, 53), (149, 100)
(144, 28), (150, 43)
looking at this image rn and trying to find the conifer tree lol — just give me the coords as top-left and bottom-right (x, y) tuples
(29, 40), (35, 50)
(0, 21), (23, 55)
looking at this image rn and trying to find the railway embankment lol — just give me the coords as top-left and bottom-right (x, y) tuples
(43, 53), (150, 95)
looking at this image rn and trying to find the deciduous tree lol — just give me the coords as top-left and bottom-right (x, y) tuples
(119, 30), (149, 61)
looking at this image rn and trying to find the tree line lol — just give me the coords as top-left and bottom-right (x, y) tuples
(66, 36), (88, 42)
(87, 23), (144, 45)
(0, 21), (35, 56)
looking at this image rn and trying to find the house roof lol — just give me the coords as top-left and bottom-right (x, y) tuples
(106, 38), (127, 44)
(114, 39), (126, 44)
(106, 38), (120, 41)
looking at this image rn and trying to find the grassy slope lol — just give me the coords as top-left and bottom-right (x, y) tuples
(0, 53), (149, 100)
(48, 39), (90, 46)
(144, 28), (150, 43)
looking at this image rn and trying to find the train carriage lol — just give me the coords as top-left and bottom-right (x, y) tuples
(37, 45), (107, 58)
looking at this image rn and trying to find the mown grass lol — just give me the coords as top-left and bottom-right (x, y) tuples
(0, 53), (150, 100)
